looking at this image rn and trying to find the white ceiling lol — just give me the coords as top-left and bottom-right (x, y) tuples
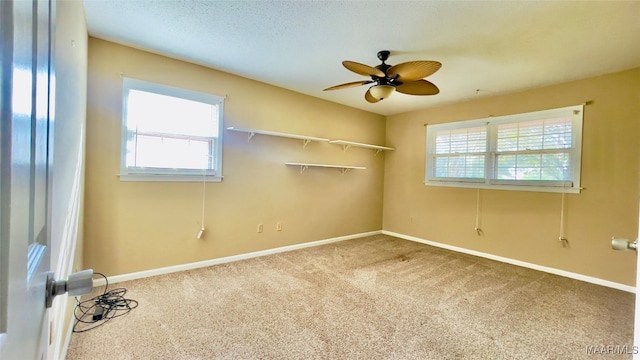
(83, 0), (640, 116)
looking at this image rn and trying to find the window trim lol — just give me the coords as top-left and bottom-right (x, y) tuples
(120, 77), (224, 182)
(425, 105), (583, 193)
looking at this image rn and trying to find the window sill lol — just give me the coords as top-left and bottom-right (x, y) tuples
(118, 174), (223, 183)
(424, 180), (581, 194)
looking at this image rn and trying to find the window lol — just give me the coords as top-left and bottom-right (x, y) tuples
(426, 105), (583, 193)
(120, 78), (224, 182)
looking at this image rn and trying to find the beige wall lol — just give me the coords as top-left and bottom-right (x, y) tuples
(84, 38), (386, 276)
(383, 68), (640, 286)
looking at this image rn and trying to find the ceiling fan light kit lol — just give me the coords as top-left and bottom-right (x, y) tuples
(369, 85), (395, 100)
(324, 50), (441, 103)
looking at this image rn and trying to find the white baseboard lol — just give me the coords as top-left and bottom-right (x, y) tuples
(383, 230), (635, 293)
(92, 229), (634, 294)
(93, 230), (382, 287)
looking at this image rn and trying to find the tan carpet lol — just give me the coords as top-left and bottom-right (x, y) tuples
(67, 235), (634, 359)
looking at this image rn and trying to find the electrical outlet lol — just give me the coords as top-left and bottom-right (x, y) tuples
(257, 224), (263, 233)
(276, 222), (282, 231)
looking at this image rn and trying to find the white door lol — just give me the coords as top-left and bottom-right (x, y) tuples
(0, 0), (56, 359)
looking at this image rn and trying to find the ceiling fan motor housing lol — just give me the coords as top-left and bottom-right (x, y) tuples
(373, 50), (399, 86)
(369, 51), (396, 99)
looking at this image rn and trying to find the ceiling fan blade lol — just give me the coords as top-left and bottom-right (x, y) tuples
(396, 79), (440, 95)
(387, 61), (441, 82)
(323, 80), (374, 91)
(343, 61), (385, 78)
(365, 88), (381, 103)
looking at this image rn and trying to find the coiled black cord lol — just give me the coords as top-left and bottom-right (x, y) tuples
(72, 272), (138, 333)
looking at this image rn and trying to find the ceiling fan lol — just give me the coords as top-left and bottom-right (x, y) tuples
(323, 50), (441, 103)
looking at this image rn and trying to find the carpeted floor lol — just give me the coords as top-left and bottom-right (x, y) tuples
(66, 235), (634, 359)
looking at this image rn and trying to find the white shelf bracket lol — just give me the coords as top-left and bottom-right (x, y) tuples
(302, 139), (311, 148)
(341, 144), (351, 153)
(299, 165), (309, 174)
(340, 168), (352, 175)
(374, 149), (383, 156)
(247, 132), (255, 142)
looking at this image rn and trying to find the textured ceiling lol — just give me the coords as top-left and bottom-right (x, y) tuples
(83, 0), (640, 116)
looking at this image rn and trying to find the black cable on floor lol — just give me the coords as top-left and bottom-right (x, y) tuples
(72, 272), (139, 333)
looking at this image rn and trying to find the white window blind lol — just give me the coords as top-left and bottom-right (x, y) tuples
(432, 126), (486, 181)
(493, 117), (572, 183)
(121, 78), (224, 182)
(426, 105), (583, 193)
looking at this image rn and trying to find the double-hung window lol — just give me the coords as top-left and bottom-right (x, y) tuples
(120, 78), (224, 182)
(426, 105), (583, 193)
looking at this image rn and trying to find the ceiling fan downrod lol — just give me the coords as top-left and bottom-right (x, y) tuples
(375, 50), (392, 75)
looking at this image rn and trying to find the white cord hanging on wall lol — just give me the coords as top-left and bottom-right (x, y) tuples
(197, 170), (206, 239)
(558, 191), (568, 247)
(474, 188), (483, 236)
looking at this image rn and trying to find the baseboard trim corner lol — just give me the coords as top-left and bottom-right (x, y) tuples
(382, 230), (635, 293)
(93, 230), (383, 287)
